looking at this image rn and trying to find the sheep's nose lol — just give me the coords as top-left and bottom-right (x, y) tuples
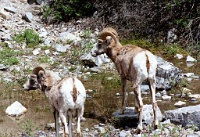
(23, 84), (28, 90)
(91, 52), (96, 57)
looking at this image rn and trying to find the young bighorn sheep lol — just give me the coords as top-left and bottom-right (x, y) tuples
(23, 67), (86, 137)
(91, 27), (158, 133)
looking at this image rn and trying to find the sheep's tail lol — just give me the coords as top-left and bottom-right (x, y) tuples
(72, 78), (77, 102)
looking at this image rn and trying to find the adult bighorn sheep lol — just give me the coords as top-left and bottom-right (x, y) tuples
(91, 27), (158, 133)
(23, 66), (86, 137)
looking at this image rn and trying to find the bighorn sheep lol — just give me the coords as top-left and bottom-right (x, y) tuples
(91, 27), (158, 133)
(23, 66), (86, 137)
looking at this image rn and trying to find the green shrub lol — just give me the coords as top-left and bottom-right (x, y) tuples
(42, 0), (95, 22)
(0, 47), (20, 66)
(12, 29), (41, 48)
(37, 55), (52, 64)
(164, 44), (180, 55)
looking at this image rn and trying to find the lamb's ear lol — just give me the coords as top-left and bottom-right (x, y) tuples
(106, 36), (113, 45)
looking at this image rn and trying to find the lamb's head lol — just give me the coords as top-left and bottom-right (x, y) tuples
(91, 27), (119, 57)
(23, 66), (45, 91)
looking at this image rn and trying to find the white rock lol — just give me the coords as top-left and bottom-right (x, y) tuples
(162, 95), (171, 100)
(39, 31), (48, 37)
(45, 49), (50, 54)
(33, 48), (41, 55)
(54, 44), (68, 52)
(174, 54), (183, 59)
(98, 127), (106, 134)
(182, 87), (192, 93)
(174, 101), (186, 107)
(186, 62), (195, 67)
(183, 73), (195, 77)
(5, 101), (27, 116)
(59, 32), (81, 42)
(189, 94), (200, 100)
(186, 55), (197, 62)
(46, 123), (55, 129)
(116, 93), (120, 96)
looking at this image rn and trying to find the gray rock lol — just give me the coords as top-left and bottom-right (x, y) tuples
(4, 7), (16, 13)
(155, 92), (162, 98)
(112, 105), (163, 127)
(23, 12), (32, 22)
(36, 0), (43, 5)
(156, 56), (181, 90)
(1, 34), (12, 41)
(81, 52), (110, 67)
(0, 8), (9, 19)
(165, 104), (200, 129)
(54, 44), (69, 53)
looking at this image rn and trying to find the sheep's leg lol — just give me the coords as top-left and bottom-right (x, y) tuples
(134, 95), (139, 113)
(68, 111), (73, 137)
(134, 85), (143, 133)
(59, 112), (69, 137)
(80, 105), (86, 121)
(148, 78), (158, 129)
(77, 108), (82, 137)
(121, 78), (127, 114)
(53, 110), (60, 137)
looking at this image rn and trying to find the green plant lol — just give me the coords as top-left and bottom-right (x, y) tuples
(164, 44), (180, 55)
(42, 0), (95, 22)
(174, 18), (189, 27)
(37, 55), (52, 64)
(41, 45), (50, 50)
(12, 29), (41, 48)
(22, 120), (34, 137)
(0, 47), (20, 66)
(80, 29), (92, 38)
(121, 37), (156, 51)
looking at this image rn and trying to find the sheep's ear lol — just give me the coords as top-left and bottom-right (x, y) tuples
(106, 36), (112, 45)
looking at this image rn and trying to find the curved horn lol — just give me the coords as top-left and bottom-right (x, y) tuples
(98, 31), (119, 44)
(32, 66), (45, 75)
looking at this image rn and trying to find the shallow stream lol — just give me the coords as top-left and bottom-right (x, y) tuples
(0, 58), (199, 135)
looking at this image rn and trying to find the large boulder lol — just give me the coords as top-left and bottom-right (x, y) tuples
(156, 56), (181, 90)
(164, 105), (200, 129)
(112, 105), (163, 128)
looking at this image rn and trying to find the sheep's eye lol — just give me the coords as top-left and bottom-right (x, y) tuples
(98, 43), (102, 48)
(30, 79), (35, 84)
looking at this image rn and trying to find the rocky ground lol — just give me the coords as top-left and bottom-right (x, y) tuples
(0, 0), (200, 137)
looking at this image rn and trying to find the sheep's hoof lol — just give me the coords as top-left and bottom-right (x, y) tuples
(152, 121), (158, 129)
(81, 117), (86, 122)
(120, 108), (125, 114)
(77, 132), (82, 137)
(64, 133), (69, 137)
(134, 107), (139, 113)
(135, 128), (142, 134)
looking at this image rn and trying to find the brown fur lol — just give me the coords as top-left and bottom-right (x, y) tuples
(146, 54), (150, 73)
(72, 78), (77, 102)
